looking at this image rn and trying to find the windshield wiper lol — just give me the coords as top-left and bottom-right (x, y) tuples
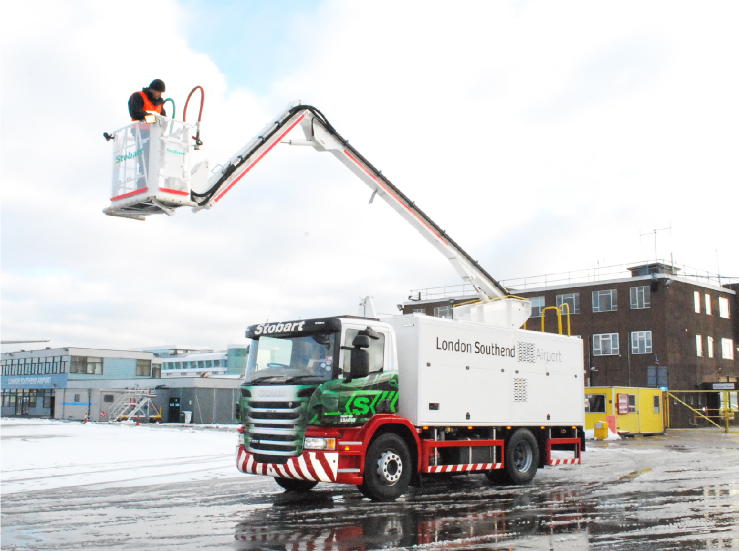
(285, 374), (325, 383)
(248, 375), (289, 384)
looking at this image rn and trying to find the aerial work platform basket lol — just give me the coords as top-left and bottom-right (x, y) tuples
(103, 115), (208, 220)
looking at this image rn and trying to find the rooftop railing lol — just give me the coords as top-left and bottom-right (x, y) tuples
(408, 259), (738, 300)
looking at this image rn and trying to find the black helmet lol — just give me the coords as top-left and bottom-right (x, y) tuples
(149, 79), (166, 92)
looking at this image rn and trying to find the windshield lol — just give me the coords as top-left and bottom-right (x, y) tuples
(245, 333), (336, 384)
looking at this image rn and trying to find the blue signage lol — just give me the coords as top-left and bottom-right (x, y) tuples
(1, 374), (67, 389)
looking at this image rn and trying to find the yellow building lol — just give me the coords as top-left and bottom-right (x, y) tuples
(585, 386), (664, 435)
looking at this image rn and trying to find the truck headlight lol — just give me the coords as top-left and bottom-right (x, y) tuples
(304, 437), (336, 451)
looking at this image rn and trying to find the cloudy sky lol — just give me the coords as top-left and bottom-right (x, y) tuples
(2, 0), (738, 352)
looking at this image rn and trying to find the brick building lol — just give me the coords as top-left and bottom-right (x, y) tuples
(402, 262), (739, 428)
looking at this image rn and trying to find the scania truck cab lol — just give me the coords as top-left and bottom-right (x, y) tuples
(237, 316), (405, 497)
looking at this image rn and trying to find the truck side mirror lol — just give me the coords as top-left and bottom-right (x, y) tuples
(349, 335), (370, 379)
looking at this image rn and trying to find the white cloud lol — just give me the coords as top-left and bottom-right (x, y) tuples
(2, 0), (738, 351)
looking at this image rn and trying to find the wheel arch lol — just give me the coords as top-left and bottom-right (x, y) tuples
(358, 415), (421, 475)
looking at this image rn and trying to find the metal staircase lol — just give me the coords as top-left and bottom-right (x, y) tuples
(107, 389), (160, 422)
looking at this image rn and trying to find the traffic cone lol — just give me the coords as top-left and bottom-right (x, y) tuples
(136, 415), (140, 426)
(84, 413), (88, 424)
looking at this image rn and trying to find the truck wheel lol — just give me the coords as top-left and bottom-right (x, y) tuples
(274, 477), (318, 493)
(359, 433), (412, 501)
(500, 429), (538, 485)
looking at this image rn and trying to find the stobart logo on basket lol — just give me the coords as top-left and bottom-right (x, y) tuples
(115, 148), (143, 163)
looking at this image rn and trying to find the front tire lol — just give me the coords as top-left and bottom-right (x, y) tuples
(359, 433), (412, 501)
(274, 477), (318, 493)
(499, 429), (538, 485)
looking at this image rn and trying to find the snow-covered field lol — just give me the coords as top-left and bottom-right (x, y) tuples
(1, 418), (241, 494)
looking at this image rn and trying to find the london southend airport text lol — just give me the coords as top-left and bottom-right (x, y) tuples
(435, 337), (563, 363)
(435, 337), (515, 357)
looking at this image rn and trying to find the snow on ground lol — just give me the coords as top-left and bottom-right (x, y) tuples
(584, 427), (621, 440)
(1, 418), (243, 494)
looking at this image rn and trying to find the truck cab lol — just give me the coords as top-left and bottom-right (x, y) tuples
(237, 316), (399, 464)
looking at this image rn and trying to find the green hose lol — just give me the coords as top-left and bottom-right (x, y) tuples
(164, 98), (175, 119)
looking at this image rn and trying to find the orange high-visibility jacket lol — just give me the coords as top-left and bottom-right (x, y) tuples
(131, 91), (163, 121)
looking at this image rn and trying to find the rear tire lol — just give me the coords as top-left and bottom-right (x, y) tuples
(274, 477), (318, 493)
(499, 429), (538, 485)
(360, 433), (412, 501)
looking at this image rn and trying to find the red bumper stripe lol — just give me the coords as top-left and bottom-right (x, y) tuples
(111, 187), (148, 201)
(236, 447), (337, 482)
(158, 187), (189, 196)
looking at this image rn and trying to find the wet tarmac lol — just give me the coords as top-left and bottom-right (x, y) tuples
(3, 431), (739, 550)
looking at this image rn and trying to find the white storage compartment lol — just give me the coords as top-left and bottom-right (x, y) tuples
(385, 314), (585, 427)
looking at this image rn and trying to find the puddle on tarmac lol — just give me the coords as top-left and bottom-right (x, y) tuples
(232, 476), (739, 550)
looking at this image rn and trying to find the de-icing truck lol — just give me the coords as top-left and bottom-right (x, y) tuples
(104, 99), (585, 501)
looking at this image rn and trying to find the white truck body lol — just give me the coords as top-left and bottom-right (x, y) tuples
(386, 315), (584, 427)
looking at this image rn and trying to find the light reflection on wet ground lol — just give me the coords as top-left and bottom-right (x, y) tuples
(3, 431), (739, 550)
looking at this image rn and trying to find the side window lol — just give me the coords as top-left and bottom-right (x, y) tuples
(343, 329), (386, 375)
(585, 394), (606, 413)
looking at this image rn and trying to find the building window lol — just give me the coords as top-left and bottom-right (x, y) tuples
(412, 308), (426, 315)
(628, 394), (636, 413)
(631, 331), (652, 354)
(719, 297), (730, 319)
(722, 339), (735, 360)
(74, 394), (81, 402)
(434, 305), (452, 319)
(647, 365), (668, 388)
(530, 297), (545, 318)
(696, 335), (703, 357)
(593, 333), (619, 356)
(694, 291), (701, 313)
(585, 394), (606, 413)
(151, 365), (161, 379)
(136, 359), (152, 376)
(103, 394), (115, 403)
(707, 336), (714, 358)
(592, 289), (617, 312)
(70, 356), (103, 375)
(705, 294), (712, 315)
(630, 286), (650, 309)
(556, 293), (580, 315)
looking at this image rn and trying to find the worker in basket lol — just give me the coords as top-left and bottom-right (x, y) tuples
(127, 79), (167, 189)
(129, 79), (167, 121)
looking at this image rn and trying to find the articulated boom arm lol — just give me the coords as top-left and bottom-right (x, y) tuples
(195, 101), (508, 302)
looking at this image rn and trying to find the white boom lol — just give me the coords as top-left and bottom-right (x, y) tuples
(105, 101), (530, 328)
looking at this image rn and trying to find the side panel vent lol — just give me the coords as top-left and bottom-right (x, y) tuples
(517, 342), (536, 363)
(513, 378), (528, 402)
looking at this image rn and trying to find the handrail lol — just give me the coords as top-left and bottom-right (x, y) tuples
(666, 390), (737, 433)
(541, 306), (562, 335)
(558, 303), (571, 336)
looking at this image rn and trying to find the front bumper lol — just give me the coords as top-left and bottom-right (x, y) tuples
(236, 445), (340, 483)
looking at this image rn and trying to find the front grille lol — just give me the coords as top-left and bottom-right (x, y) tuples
(248, 411), (300, 421)
(250, 432), (295, 442)
(249, 401), (294, 409)
(244, 395), (306, 457)
(253, 442), (297, 453)
(255, 454), (289, 465)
